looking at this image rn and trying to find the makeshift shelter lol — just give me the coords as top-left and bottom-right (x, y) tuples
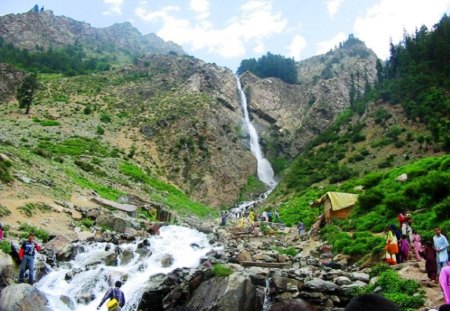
(311, 192), (359, 223)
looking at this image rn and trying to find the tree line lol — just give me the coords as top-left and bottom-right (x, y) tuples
(0, 37), (111, 76)
(377, 14), (450, 151)
(237, 52), (298, 84)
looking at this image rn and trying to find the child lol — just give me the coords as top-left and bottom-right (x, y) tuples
(420, 241), (438, 283)
(399, 235), (410, 263)
(411, 230), (422, 261)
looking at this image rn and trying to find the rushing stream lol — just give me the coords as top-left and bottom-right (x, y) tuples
(36, 225), (217, 311)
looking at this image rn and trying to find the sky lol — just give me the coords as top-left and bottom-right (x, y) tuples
(1, 0), (449, 70)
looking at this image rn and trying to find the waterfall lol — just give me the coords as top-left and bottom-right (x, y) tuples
(262, 277), (272, 311)
(36, 226), (218, 311)
(237, 77), (276, 188)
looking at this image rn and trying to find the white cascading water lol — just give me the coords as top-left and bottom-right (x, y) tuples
(36, 225), (218, 311)
(237, 77), (277, 188)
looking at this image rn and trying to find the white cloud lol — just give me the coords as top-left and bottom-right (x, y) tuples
(326, 0), (343, 18)
(316, 32), (346, 54)
(190, 0), (210, 20)
(287, 35), (307, 60)
(103, 0), (124, 16)
(134, 0), (287, 59)
(354, 0), (450, 59)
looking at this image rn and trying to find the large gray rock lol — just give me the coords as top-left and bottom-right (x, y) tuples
(0, 283), (49, 311)
(96, 212), (139, 233)
(0, 251), (15, 289)
(305, 278), (338, 292)
(187, 272), (257, 311)
(44, 235), (73, 260)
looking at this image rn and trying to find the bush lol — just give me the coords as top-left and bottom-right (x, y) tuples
(18, 202), (50, 217)
(0, 240), (11, 254)
(358, 189), (384, 210)
(100, 114), (112, 123)
(18, 223), (50, 242)
(0, 159), (13, 183)
(272, 246), (298, 257)
(0, 204), (11, 217)
(213, 264), (233, 277)
(96, 125), (105, 135)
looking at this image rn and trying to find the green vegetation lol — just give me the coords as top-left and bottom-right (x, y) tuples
(119, 161), (213, 217)
(272, 246), (298, 257)
(81, 218), (95, 228)
(212, 263), (233, 277)
(18, 202), (51, 217)
(0, 204), (11, 217)
(16, 73), (39, 114)
(0, 158), (13, 183)
(237, 52), (298, 84)
(355, 266), (425, 310)
(0, 38), (111, 75)
(238, 176), (267, 202)
(32, 118), (61, 126)
(18, 223), (50, 242)
(66, 170), (123, 201)
(378, 15), (450, 151)
(35, 137), (111, 158)
(0, 240), (12, 254)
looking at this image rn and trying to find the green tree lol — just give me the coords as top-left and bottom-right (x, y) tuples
(16, 74), (39, 114)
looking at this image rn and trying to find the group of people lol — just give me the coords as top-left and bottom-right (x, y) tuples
(220, 207), (280, 227)
(384, 211), (450, 305)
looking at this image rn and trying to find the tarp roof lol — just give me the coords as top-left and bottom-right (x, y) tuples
(313, 192), (359, 211)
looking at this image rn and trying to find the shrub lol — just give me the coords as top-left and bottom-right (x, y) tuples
(81, 218), (95, 228)
(96, 125), (105, 135)
(272, 246), (298, 257)
(83, 106), (92, 115)
(0, 159), (13, 183)
(358, 189), (384, 210)
(18, 223), (50, 242)
(0, 240), (11, 254)
(213, 264), (233, 277)
(100, 114), (111, 123)
(360, 172), (383, 188)
(39, 120), (60, 126)
(18, 203), (49, 217)
(0, 204), (11, 216)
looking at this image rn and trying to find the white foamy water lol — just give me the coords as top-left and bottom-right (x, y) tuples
(36, 225), (218, 311)
(237, 77), (277, 188)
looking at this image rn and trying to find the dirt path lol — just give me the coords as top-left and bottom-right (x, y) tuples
(397, 260), (444, 310)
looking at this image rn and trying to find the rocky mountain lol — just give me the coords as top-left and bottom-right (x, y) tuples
(241, 37), (379, 161)
(0, 10), (184, 58)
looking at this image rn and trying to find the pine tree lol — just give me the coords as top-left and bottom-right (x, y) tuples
(16, 74), (39, 114)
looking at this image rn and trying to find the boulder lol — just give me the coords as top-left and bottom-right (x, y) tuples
(187, 272), (257, 311)
(161, 254), (174, 267)
(334, 276), (352, 286)
(71, 210), (83, 220)
(0, 283), (48, 311)
(350, 272), (370, 282)
(44, 236), (73, 261)
(0, 251), (15, 289)
(96, 212), (139, 233)
(236, 250), (252, 264)
(305, 278), (338, 292)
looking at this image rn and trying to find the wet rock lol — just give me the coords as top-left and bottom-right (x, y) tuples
(104, 253), (118, 266)
(60, 295), (75, 309)
(0, 283), (48, 311)
(44, 235), (73, 261)
(77, 293), (96, 304)
(120, 249), (134, 265)
(161, 254), (174, 267)
(305, 278), (338, 292)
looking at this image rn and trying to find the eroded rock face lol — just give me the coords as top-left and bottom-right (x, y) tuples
(241, 40), (378, 160)
(187, 272), (258, 311)
(0, 63), (25, 103)
(0, 283), (49, 311)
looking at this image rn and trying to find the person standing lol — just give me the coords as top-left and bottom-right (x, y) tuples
(97, 281), (125, 311)
(297, 222), (305, 236)
(385, 226), (399, 265)
(411, 230), (423, 261)
(433, 227), (449, 274)
(439, 263), (450, 304)
(420, 241), (438, 283)
(18, 233), (41, 284)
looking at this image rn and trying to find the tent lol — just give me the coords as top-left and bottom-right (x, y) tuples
(311, 192), (359, 223)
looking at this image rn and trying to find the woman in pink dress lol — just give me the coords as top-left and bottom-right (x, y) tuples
(439, 263), (450, 304)
(412, 230), (422, 261)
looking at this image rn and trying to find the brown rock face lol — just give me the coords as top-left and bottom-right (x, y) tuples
(0, 10), (184, 55)
(240, 40), (378, 159)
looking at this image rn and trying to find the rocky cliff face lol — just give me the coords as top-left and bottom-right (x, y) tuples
(0, 10), (184, 56)
(241, 40), (378, 160)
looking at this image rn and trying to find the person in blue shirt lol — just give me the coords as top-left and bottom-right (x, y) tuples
(18, 233), (41, 284)
(97, 281), (125, 310)
(433, 227), (449, 274)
